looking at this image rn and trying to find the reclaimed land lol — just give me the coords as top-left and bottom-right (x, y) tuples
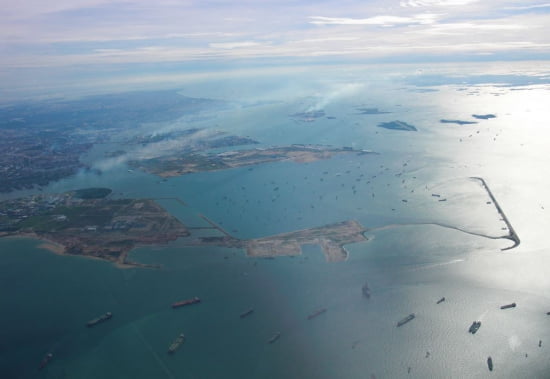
(1, 188), (369, 266)
(246, 220), (368, 262)
(470, 177), (520, 250)
(186, 218), (368, 262)
(0, 189), (189, 267)
(129, 145), (373, 178)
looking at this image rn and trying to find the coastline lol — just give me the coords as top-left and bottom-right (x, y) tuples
(2, 234), (157, 269)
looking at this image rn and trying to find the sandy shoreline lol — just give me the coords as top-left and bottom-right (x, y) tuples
(2, 234), (154, 269)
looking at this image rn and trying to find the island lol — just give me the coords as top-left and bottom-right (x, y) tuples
(0, 189), (189, 267)
(472, 114), (496, 120)
(129, 145), (373, 178)
(356, 108), (391, 115)
(440, 119), (478, 125)
(377, 121), (417, 131)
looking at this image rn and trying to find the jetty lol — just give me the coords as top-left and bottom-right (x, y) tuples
(471, 177), (520, 250)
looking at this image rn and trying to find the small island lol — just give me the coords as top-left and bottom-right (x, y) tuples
(440, 119), (478, 125)
(472, 114), (496, 120)
(377, 121), (417, 131)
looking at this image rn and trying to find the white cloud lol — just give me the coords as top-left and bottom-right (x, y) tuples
(209, 41), (266, 49)
(424, 22), (528, 34)
(504, 3), (550, 10)
(400, 0), (479, 7)
(309, 14), (439, 26)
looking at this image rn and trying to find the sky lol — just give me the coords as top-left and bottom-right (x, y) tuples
(1, 0), (550, 99)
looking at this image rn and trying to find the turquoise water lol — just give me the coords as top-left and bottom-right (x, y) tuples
(2, 63), (550, 378)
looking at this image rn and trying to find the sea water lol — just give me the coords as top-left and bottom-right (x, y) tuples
(2, 62), (550, 378)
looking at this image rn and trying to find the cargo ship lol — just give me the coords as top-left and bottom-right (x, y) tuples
(268, 332), (281, 344)
(38, 353), (53, 370)
(362, 282), (371, 299)
(86, 312), (113, 327)
(487, 356), (493, 371)
(168, 333), (185, 354)
(396, 313), (415, 327)
(172, 297), (201, 309)
(240, 308), (254, 318)
(307, 308), (327, 320)
(468, 321), (481, 334)
(500, 302), (516, 309)
(436, 297), (445, 304)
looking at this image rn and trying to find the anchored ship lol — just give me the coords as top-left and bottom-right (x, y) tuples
(86, 312), (113, 327)
(487, 356), (494, 371)
(500, 302), (516, 310)
(307, 308), (327, 320)
(168, 333), (185, 354)
(38, 353), (53, 370)
(469, 321), (481, 334)
(396, 313), (415, 327)
(172, 297), (201, 309)
(362, 282), (371, 299)
(240, 308), (254, 318)
(268, 332), (281, 344)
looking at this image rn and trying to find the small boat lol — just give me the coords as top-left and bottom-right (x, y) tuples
(39, 353), (53, 370)
(86, 312), (113, 327)
(436, 297), (445, 304)
(240, 308), (254, 318)
(500, 302), (516, 310)
(487, 356), (493, 371)
(268, 332), (281, 344)
(396, 313), (415, 327)
(168, 333), (185, 354)
(469, 321), (481, 334)
(172, 297), (201, 309)
(307, 308), (327, 320)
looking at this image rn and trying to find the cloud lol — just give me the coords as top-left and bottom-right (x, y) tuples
(309, 14), (439, 26)
(400, 0), (479, 6)
(422, 22), (528, 34)
(504, 3), (550, 10)
(209, 41), (266, 49)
